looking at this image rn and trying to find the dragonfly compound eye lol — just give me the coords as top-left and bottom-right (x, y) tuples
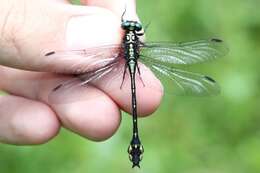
(121, 21), (130, 30)
(127, 22), (135, 30)
(135, 23), (142, 31)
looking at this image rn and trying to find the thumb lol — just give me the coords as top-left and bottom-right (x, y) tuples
(0, 0), (122, 73)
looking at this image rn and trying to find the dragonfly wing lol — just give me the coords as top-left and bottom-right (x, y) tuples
(140, 38), (228, 65)
(45, 44), (122, 74)
(140, 59), (220, 96)
(48, 57), (124, 103)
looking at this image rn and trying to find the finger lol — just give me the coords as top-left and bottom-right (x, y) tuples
(0, 94), (60, 145)
(93, 62), (164, 116)
(78, 0), (160, 114)
(0, 66), (121, 141)
(50, 85), (122, 141)
(0, 61), (163, 117)
(77, 0), (160, 114)
(0, 1), (122, 73)
(81, 0), (138, 20)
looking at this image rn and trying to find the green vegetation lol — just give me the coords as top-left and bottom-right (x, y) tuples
(0, 91), (5, 95)
(1, 0), (260, 172)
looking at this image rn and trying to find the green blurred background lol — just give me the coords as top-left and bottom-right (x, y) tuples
(1, 0), (260, 172)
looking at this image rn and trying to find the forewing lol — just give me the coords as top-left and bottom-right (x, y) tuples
(140, 39), (228, 65)
(45, 44), (122, 73)
(46, 44), (124, 103)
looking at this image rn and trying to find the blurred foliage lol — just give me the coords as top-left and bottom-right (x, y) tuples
(1, 0), (260, 172)
(0, 91), (6, 95)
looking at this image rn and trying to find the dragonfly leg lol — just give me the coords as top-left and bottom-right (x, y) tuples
(136, 32), (144, 36)
(137, 63), (145, 87)
(143, 22), (151, 32)
(120, 63), (128, 89)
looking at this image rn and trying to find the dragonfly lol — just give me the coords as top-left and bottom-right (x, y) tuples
(45, 15), (228, 168)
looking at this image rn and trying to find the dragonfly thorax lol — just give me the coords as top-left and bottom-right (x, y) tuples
(125, 31), (137, 43)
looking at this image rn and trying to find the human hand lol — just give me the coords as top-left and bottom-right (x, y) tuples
(0, 0), (163, 145)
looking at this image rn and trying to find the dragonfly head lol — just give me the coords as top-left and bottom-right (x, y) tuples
(127, 138), (144, 168)
(121, 21), (142, 32)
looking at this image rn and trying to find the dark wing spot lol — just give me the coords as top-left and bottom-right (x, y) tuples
(211, 38), (223, 43)
(204, 76), (216, 83)
(53, 84), (63, 91)
(45, 51), (56, 56)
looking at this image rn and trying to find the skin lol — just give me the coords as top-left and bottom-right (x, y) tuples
(0, 0), (163, 145)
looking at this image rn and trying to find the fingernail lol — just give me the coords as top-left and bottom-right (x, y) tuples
(66, 13), (122, 49)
